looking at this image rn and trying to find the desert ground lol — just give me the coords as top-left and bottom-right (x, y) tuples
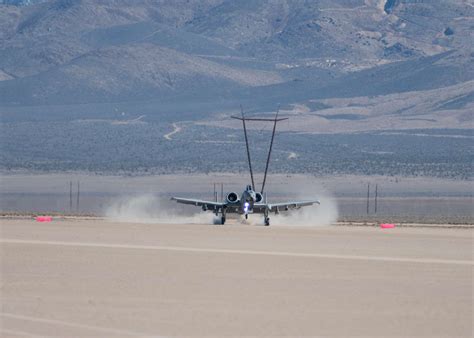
(1, 218), (472, 337)
(1, 173), (473, 225)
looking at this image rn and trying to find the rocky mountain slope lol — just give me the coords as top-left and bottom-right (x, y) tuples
(0, 0), (472, 176)
(1, 1), (472, 108)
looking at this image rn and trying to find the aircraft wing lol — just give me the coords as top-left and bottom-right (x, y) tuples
(171, 197), (225, 210)
(253, 199), (320, 213)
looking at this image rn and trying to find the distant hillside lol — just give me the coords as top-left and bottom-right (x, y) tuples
(0, 0), (472, 176)
(0, 0), (46, 5)
(0, 0), (472, 107)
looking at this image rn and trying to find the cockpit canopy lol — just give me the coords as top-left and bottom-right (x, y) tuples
(246, 184), (253, 191)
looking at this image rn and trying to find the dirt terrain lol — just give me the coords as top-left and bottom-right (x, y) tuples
(1, 218), (472, 337)
(1, 173), (472, 225)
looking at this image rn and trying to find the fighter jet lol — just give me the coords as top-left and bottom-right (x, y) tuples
(171, 107), (320, 226)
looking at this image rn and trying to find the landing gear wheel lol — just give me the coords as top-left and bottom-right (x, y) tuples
(264, 217), (270, 226)
(245, 214), (248, 220)
(221, 216), (226, 225)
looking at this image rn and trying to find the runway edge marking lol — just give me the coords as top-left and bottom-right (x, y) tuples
(1, 238), (473, 266)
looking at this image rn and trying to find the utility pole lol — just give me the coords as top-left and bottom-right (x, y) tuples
(213, 183), (217, 202)
(69, 181), (73, 213)
(261, 105), (280, 194)
(366, 183), (370, 215)
(76, 181), (80, 213)
(374, 184), (378, 214)
(231, 107), (287, 194)
(220, 183), (224, 202)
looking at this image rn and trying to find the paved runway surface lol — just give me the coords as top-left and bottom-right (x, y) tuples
(1, 219), (473, 337)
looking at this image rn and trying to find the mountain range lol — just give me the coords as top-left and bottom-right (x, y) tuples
(0, 0), (472, 176)
(1, 1), (472, 110)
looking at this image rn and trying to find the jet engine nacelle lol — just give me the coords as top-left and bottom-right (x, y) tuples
(226, 192), (240, 204)
(255, 192), (263, 203)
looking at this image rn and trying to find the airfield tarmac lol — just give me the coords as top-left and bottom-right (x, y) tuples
(1, 218), (472, 337)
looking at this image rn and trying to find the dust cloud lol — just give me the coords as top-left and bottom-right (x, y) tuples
(271, 182), (339, 226)
(104, 182), (338, 227)
(105, 194), (216, 224)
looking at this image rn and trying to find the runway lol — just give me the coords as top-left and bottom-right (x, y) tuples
(1, 219), (472, 337)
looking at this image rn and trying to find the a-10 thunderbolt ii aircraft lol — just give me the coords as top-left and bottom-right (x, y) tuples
(171, 107), (320, 226)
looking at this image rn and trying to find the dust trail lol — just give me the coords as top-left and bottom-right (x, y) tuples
(270, 183), (339, 227)
(105, 194), (216, 224)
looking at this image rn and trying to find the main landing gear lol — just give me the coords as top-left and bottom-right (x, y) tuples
(264, 210), (270, 226)
(216, 208), (226, 225)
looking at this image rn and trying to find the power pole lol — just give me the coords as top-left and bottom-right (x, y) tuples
(76, 181), (80, 213)
(240, 106), (255, 190)
(366, 183), (370, 215)
(231, 107), (287, 194)
(374, 184), (378, 214)
(261, 106), (280, 194)
(69, 181), (73, 213)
